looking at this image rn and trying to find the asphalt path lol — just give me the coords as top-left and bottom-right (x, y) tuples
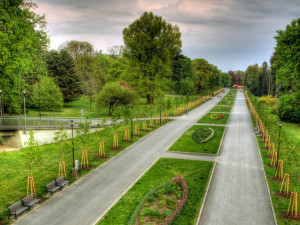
(199, 91), (276, 225)
(15, 90), (228, 225)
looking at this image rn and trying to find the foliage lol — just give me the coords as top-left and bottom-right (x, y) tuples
(96, 82), (139, 116)
(0, 0), (49, 113)
(30, 76), (64, 111)
(45, 50), (82, 102)
(277, 92), (300, 123)
(192, 59), (212, 91)
(54, 126), (68, 161)
(23, 130), (40, 176)
(273, 18), (300, 93)
(76, 119), (91, 149)
(220, 72), (231, 87)
(259, 95), (276, 106)
(177, 78), (195, 96)
(123, 11), (182, 104)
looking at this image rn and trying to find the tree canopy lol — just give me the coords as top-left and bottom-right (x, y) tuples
(123, 12), (182, 103)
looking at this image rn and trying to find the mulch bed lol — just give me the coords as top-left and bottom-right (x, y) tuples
(280, 212), (300, 220)
(273, 191), (291, 198)
(267, 164), (275, 168)
(96, 155), (109, 159)
(269, 176), (283, 182)
(81, 165), (93, 170)
(110, 147), (121, 150)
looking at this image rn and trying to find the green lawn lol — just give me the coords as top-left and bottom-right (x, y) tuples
(217, 99), (235, 106)
(282, 122), (300, 144)
(0, 120), (170, 222)
(168, 125), (225, 154)
(197, 113), (230, 124)
(210, 105), (232, 113)
(26, 94), (210, 119)
(98, 158), (214, 225)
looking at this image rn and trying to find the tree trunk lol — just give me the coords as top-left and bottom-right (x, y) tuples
(147, 95), (153, 104)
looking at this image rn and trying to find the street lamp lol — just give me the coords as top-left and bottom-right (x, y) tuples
(131, 102), (133, 138)
(38, 86), (41, 121)
(0, 89), (2, 117)
(276, 121), (282, 169)
(22, 90), (26, 131)
(160, 97), (162, 124)
(70, 120), (75, 168)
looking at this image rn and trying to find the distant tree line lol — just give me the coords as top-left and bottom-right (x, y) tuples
(1, 3), (231, 115)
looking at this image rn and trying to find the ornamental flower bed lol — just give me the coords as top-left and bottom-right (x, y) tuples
(130, 176), (189, 225)
(210, 113), (224, 120)
(161, 175), (189, 225)
(220, 106), (229, 110)
(192, 127), (214, 144)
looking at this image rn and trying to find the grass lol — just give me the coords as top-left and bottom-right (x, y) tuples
(26, 94), (211, 119)
(168, 125), (225, 154)
(247, 100), (299, 225)
(197, 113), (230, 125)
(98, 158), (214, 225)
(210, 105), (232, 113)
(0, 119), (170, 223)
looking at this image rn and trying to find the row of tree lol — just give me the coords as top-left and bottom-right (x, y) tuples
(1, 2), (232, 114)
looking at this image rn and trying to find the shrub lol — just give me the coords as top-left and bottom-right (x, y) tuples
(277, 92), (300, 123)
(259, 95), (276, 106)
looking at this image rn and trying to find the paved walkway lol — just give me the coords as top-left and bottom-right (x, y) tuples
(15, 90), (228, 225)
(199, 91), (276, 225)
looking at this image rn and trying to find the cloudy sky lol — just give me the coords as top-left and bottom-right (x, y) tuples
(34, 0), (300, 72)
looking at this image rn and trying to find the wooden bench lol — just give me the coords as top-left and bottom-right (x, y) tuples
(8, 201), (28, 219)
(46, 180), (62, 196)
(55, 176), (69, 188)
(22, 194), (41, 211)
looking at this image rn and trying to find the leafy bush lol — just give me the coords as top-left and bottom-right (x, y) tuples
(277, 92), (300, 123)
(259, 95), (276, 106)
(31, 76), (64, 111)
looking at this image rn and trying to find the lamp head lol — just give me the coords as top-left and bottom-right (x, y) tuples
(0, 89), (2, 94)
(278, 121), (282, 127)
(22, 90), (26, 95)
(70, 120), (74, 126)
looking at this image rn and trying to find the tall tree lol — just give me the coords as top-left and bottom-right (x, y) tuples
(228, 71), (237, 86)
(123, 12), (182, 103)
(0, 0), (49, 113)
(45, 50), (82, 102)
(192, 59), (213, 92)
(273, 18), (300, 93)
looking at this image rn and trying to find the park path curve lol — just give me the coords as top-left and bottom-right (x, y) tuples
(199, 91), (276, 225)
(15, 90), (228, 225)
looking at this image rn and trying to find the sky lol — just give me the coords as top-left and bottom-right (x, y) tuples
(34, 0), (300, 72)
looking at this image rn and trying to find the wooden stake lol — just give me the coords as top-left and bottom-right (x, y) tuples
(150, 118), (154, 127)
(99, 140), (105, 157)
(113, 133), (119, 149)
(27, 176), (36, 196)
(134, 124), (139, 136)
(80, 150), (88, 169)
(280, 174), (289, 195)
(271, 150), (277, 166)
(58, 161), (67, 178)
(288, 192), (298, 216)
(124, 128), (130, 141)
(142, 120), (147, 131)
(156, 115), (160, 125)
(275, 160), (283, 179)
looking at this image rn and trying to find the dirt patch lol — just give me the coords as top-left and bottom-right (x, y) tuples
(0, 145), (19, 152)
(267, 164), (275, 168)
(269, 176), (283, 182)
(280, 212), (300, 220)
(273, 191), (291, 198)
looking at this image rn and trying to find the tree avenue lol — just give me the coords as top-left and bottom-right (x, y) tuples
(123, 12), (182, 104)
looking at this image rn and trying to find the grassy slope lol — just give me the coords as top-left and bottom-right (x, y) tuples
(168, 125), (225, 154)
(197, 113), (230, 125)
(98, 158), (214, 225)
(0, 120), (169, 222)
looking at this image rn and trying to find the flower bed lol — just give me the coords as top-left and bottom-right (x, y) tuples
(129, 176), (189, 225)
(209, 113), (224, 120)
(192, 127), (214, 144)
(220, 106), (229, 110)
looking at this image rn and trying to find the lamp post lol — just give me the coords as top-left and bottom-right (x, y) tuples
(38, 86), (41, 121)
(70, 120), (75, 168)
(0, 89), (2, 117)
(131, 102), (133, 138)
(160, 97), (162, 124)
(22, 90), (26, 131)
(276, 121), (282, 169)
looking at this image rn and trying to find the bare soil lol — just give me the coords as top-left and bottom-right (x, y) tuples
(280, 212), (300, 220)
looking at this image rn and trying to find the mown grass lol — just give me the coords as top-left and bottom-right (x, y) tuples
(197, 113), (230, 125)
(98, 158), (214, 225)
(0, 119), (170, 223)
(248, 102), (299, 225)
(26, 94), (207, 119)
(168, 125), (225, 154)
(210, 105), (232, 113)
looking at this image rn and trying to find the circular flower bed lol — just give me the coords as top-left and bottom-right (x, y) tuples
(192, 127), (214, 144)
(210, 113), (224, 120)
(225, 97), (233, 100)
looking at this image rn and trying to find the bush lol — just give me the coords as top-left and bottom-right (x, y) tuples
(277, 92), (300, 123)
(259, 95), (276, 106)
(31, 76), (64, 111)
